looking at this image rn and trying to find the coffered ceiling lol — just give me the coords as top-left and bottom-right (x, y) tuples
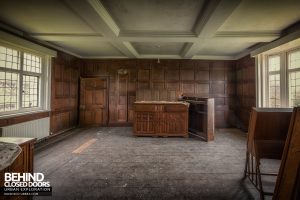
(0, 0), (299, 60)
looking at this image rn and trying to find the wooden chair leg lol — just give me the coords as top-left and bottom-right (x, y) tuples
(256, 158), (265, 200)
(244, 151), (249, 178)
(251, 155), (254, 182)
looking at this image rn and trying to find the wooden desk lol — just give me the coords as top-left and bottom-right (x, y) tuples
(133, 101), (189, 137)
(0, 137), (36, 200)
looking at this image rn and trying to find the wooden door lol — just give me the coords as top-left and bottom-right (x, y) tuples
(79, 78), (108, 126)
(117, 74), (128, 122)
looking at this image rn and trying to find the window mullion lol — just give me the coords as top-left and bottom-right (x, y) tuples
(19, 50), (24, 110)
(266, 61), (269, 107)
(280, 52), (287, 107)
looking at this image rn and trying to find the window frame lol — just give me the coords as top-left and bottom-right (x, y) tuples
(287, 47), (300, 107)
(257, 46), (300, 108)
(265, 53), (283, 107)
(0, 41), (51, 117)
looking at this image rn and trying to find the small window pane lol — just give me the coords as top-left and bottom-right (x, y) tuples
(0, 45), (20, 70)
(23, 53), (42, 73)
(289, 71), (300, 107)
(269, 74), (281, 107)
(0, 71), (19, 112)
(288, 50), (300, 69)
(22, 75), (39, 108)
(268, 55), (280, 72)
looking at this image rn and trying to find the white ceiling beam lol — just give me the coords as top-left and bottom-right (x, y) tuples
(196, 0), (242, 37)
(118, 31), (197, 43)
(193, 0), (221, 36)
(192, 55), (235, 60)
(251, 28), (300, 56)
(29, 31), (279, 43)
(30, 33), (107, 41)
(118, 36), (197, 43)
(139, 54), (182, 59)
(183, 0), (242, 58)
(120, 30), (196, 38)
(180, 43), (196, 58)
(63, 0), (136, 58)
(63, 0), (113, 37)
(215, 31), (280, 42)
(86, 0), (120, 36)
(123, 42), (140, 57)
(77, 56), (127, 59)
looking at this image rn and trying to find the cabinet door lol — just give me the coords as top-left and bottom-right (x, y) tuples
(164, 112), (187, 134)
(9, 144), (28, 173)
(134, 112), (156, 134)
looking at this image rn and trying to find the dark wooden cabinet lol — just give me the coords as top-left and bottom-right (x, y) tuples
(0, 137), (36, 200)
(181, 97), (215, 141)
(133, 102), (189, 137)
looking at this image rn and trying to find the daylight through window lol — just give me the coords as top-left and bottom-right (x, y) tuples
(257, 45), (300, 108)
(0, 45), (43, 113)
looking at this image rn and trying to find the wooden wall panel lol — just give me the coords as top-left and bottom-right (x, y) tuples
(165, 70), (180, 81)
(181, 69), (194, 81)
(1, 54), (253, 130)
(211, 69), (225, 81)
(152, 67), (164, 81)
(195, 83), (209, 95)
(181, 82), (195, 93)
(166, 81), (180, 90)
(235, 55), (256, 130)
(80, 59), (236, 128)
(211, 83), (225, 95)
(50, 52), (80, 134)
(159, 90), (168, 101)
(152, 82), (164, 89)
(195, 70), (209, 81)
(138, 82), (150, 89)
(138, 69), (150, 81)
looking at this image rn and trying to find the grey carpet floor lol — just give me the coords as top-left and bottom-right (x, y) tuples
(33, 127), (279, 200)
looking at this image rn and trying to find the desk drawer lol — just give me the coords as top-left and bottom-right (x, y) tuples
(164, 105), (187, 112)
(134, 104), (158, 112)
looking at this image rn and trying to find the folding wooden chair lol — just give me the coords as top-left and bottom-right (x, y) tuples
(244, 108), (293, 200)
(273, 107), (300, 200)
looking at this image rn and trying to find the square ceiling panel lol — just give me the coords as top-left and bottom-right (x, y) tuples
(0, 0), (95, 34)
(218, 0), (300, 32)
(101, 0), (206, 33)
(132, 42), (185, 55)
(51, 40), (124, 57)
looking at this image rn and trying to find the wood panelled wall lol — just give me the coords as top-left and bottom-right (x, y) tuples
(235, 55), (256, 130)
(81, 59), (236, 128)
(50, 52), (80, 134)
